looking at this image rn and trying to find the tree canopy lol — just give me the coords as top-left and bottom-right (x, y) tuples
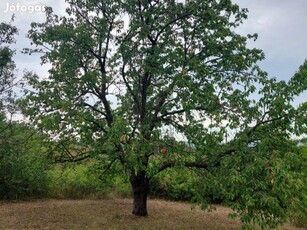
(21, 0), (307, 228)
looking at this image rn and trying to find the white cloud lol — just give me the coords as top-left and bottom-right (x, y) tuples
(233, 0), (307, 81)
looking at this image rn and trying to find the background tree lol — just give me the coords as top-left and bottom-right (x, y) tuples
(0, 18), (17, 185)
(22, 0), (306, 227)
(0, 18), (18, 115)
(0, 18), (50, 199)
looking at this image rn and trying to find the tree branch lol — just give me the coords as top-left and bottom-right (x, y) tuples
(99, 158), (118, 180)
(154, 12), (192, 42)
(121, 61), (140, 107)
(246, 113), (284, 136)
(154, 161), (209, 178)
(154, 147), (236, 178)
(56, 154), (90, 163)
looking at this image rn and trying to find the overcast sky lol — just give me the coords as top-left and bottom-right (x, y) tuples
(1, 0), (306, 105)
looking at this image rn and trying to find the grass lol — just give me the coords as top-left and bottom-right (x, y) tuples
(0, 198), (304, 230)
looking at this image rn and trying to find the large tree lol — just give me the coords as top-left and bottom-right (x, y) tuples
(22, 0), (306, 227)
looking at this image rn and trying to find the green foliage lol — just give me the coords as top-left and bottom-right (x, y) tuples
(47, 163), (100, 198)
(291, 144), (307, 228)
(47, 162), (131, 199)
(0, 17), (51, 200)
(0, 18), (18, 113)
(20, 0), (307, 225)
(149, 167), (199, 201)
(0, 121), (49, 199)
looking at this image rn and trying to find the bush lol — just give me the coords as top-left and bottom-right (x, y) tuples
(0, 121), (49, 199)
(47, 163), (101, 198)
(47, 162), (131, 199)
(149, 167), (200, 201)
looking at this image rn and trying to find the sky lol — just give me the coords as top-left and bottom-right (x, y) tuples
(1, 0), (307, 106)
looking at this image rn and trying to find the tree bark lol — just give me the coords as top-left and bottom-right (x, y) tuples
(130, 171), (148, 216)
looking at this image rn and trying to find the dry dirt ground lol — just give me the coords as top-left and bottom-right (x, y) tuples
(0, 199), (304, 230)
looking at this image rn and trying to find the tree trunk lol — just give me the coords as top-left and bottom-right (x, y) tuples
(130, 171), (148, 216)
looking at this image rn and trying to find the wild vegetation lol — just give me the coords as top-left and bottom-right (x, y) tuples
(0, 0), (306, 229)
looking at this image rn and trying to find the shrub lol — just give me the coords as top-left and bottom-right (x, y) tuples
(0, 121), (49, 199)
(47, 162), (131, 199)
(149, 167), (200, 201)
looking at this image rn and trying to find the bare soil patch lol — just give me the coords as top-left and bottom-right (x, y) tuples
(0, 199), (303, 229)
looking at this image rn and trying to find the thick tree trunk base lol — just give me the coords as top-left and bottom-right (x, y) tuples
(132, 202), (148, 216)
(131, 171), (148, 216)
